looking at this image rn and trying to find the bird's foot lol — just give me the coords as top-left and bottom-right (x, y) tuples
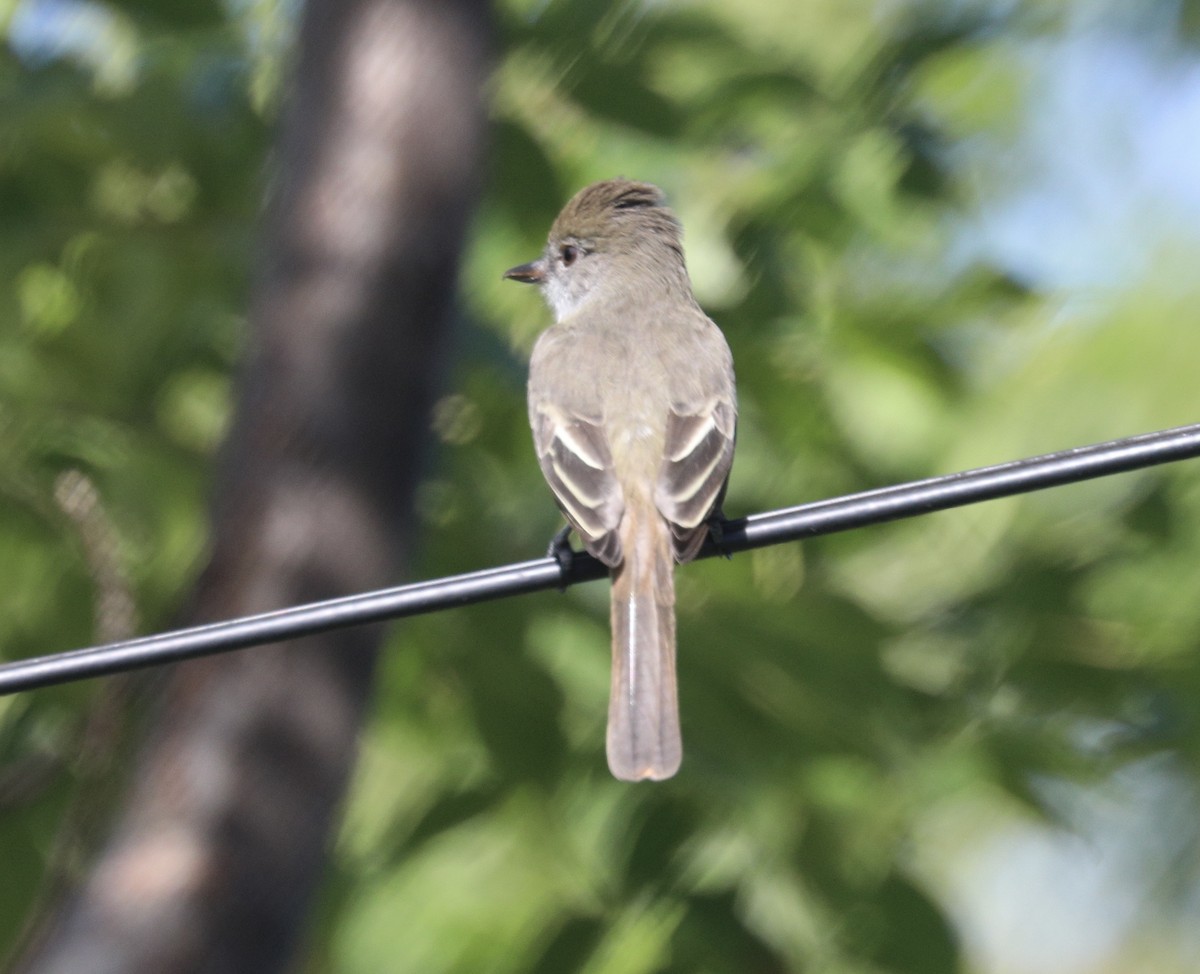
(547, 524), (575, 588)
(707, 509), (733, 559)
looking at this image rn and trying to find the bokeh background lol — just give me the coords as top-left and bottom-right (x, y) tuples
(3, 0), (1200, 971)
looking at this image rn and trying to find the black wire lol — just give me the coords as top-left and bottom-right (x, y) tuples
(4, 421), (1200, 696)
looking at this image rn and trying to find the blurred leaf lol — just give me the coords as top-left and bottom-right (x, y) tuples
(8, 1), (1200, 972)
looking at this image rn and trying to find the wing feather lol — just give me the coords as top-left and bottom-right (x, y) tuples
(531, 407), (624, 566)
(655, 398), (736, 562)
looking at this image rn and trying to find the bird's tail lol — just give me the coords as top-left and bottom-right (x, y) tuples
(608, 504), (681, 781)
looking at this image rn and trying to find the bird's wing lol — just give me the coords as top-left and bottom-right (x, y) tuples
(655, 395), (737, 562)
(530, 402), (624, 566)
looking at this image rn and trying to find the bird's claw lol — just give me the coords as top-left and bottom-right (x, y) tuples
(707, 509), (733, 559)
(547, 524), (575, 588)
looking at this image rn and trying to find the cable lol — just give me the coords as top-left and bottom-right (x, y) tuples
(3, 421), (1200, 696)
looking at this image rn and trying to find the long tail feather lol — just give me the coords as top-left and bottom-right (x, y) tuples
(607, 507), (681, 781)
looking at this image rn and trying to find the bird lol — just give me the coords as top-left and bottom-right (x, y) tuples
(504, 179), (737, 780)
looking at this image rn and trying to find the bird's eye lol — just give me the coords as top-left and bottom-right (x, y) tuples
(559, 244), (578, 267)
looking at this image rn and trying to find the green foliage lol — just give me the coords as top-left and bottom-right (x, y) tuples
(0, 0), (270, 957)
(6, 0), (1200, 972)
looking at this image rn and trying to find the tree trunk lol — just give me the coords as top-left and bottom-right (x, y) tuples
(17, 0), (491, 970)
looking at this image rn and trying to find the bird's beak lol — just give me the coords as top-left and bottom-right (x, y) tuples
(502, 259), (546, 285)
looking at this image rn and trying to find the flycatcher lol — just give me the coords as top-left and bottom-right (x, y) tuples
(504, 179), (737, 781)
